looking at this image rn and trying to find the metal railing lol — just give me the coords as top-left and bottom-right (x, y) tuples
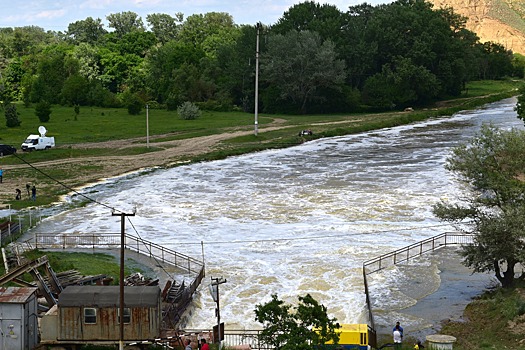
(33, 232), (204, 275)
(363, 232), (474, 275)
(361, 231), (475, 341)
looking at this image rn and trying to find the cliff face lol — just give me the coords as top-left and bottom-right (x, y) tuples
(429, 0), (525, 55)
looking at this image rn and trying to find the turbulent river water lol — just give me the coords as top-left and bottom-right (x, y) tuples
(24, 97), (524, 333)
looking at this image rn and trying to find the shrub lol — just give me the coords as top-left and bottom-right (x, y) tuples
(5, 103), (21, 127)
(35, 101), (51, 122)
(177, 101), (201, 120)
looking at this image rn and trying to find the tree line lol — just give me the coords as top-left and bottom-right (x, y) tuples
(0, 0), (524, 118)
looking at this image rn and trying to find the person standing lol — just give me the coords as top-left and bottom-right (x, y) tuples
(393, 321), (404, 338)
(31, 185), (36, 201)
(393, 329), (402, 349)
(184, 338), (192, 350)
(200, 339), (209, 350)
(0, 168), (3, 183)
(26, 183), (31, 198)
(15, 188), (21, 200)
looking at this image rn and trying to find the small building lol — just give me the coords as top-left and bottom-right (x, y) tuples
(41, 285), (161, 345)
(0, 287), (39, 350)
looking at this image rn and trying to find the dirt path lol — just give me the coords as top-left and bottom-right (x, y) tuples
(0, 119), (299, 203)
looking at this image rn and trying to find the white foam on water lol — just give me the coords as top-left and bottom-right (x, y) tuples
(29, 98), (523, 330)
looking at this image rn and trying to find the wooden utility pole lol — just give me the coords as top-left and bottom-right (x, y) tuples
(112, 210), (135, 350)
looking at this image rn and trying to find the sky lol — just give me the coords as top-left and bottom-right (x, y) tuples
(0, 0), (391, 32)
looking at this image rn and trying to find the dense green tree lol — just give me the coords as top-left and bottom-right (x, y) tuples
(4, 103), (21, 127)
(29, 46), (70, 104)
(479, 42), (513, 79)
(66, 17), (107, 44)
(515, 84), (525, 121)
(261, 30), (345, 113)
(145, 41), (205, 103)
(146, 13), (183, 43)
(362, 57), (440, 108)
(272, 1), (346, 48)
(106, 11), (145, 38)
(255, 294), (340, 350)
(433, 125), (525, 288)
(61, 74), (90, 105)
(35, 100), (51, 122)
(511, 53), (525, 78)
(178, 12), (239, 58)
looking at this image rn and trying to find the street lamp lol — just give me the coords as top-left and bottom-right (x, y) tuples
(146, 104), (150, 148)
(209, 277), (227, 349)
(254, 22), (261, 136)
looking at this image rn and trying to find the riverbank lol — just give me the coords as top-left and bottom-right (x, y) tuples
(0, 82), (520, 209)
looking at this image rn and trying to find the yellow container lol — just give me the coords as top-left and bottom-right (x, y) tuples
(325, 324), (371, 350)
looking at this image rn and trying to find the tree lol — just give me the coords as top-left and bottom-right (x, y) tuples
(261, 30), (346, 113)
(35, 100), (51, 122)
(146, 13), (183, 43)
(106, 11), (145, 38)
(4, 103), (21, 127)
(66, 17), (107, 44)
(433, 125), (525, 288)
(255, 294), (340, 350)
(516, 85), (525, 121)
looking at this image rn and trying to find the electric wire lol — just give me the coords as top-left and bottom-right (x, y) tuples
(9, 152), (457, 280)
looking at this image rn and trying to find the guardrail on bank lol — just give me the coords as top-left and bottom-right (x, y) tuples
(361, 231), (475, 338)
(363, 232), (475, 275)
(32, 232), (204, 275)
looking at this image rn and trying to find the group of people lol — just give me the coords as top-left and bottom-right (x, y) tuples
(15, 183), (36, 201)
(393, 321), (424, 349)
(184, 338), (209, 350)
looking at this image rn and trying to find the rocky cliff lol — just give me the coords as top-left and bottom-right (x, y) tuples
(429, 0), (525, 55)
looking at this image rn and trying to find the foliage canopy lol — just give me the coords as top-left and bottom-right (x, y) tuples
(433, 125), (525, 287)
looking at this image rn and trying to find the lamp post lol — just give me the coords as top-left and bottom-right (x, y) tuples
(254, 22), (260, 136)
(146, 104), (150, 148)
(210, 277), (227, 349)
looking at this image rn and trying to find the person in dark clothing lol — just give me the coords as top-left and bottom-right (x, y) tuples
(26, 183), (31, 198)
(15, 188), (21, 200)
(31, 185), (36, 201)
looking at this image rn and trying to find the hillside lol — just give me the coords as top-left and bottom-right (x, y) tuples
(430, 0), (525, 55)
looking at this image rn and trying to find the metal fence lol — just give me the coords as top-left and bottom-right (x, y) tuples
(33, 232), (204, 275)
(363, 232), (475, 275)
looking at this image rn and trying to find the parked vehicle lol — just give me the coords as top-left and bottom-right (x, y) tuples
(0, 144), (16, 156)
(21, 126), (55, 151)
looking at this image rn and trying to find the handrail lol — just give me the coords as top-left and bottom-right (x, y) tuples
(361, 231), (475, 346)
(33, 232), (204, 275)
(363, 232), (474, 275)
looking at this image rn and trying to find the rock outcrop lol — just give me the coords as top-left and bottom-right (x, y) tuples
(430, 0), (525, 55)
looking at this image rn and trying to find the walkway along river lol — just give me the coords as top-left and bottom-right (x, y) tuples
(28, 97), (524, 334)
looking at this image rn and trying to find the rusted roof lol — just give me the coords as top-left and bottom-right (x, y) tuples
(58, 285), (160, 307)
(0, 287), (38, 303)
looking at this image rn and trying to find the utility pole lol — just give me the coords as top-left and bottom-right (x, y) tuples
(254, 22), (260, 136)
(210, 277), (227, 349)
(112, 210), (136, 350)
(146, 104), (150, 148)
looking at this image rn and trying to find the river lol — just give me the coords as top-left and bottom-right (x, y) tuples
(26, 97), (523, 334)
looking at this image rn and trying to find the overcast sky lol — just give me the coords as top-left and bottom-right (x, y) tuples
(0, 0), (392, 32)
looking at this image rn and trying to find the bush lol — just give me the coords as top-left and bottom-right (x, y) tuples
(177, 101), (201, 120)
(35, 101), (51, 122)
(5, 103), (21, 127)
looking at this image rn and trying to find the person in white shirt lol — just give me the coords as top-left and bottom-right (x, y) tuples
(393, 329), (402, 349)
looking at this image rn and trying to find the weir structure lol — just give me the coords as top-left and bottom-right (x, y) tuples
(4, 231), (476, 349)
(362, 231), (475, 340)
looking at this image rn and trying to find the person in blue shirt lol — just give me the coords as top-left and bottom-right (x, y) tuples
(393, 321), (404, 338)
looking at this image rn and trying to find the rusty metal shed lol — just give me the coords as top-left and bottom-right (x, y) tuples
(0, 287), (39, 350)
(55, 285), (161, 342)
